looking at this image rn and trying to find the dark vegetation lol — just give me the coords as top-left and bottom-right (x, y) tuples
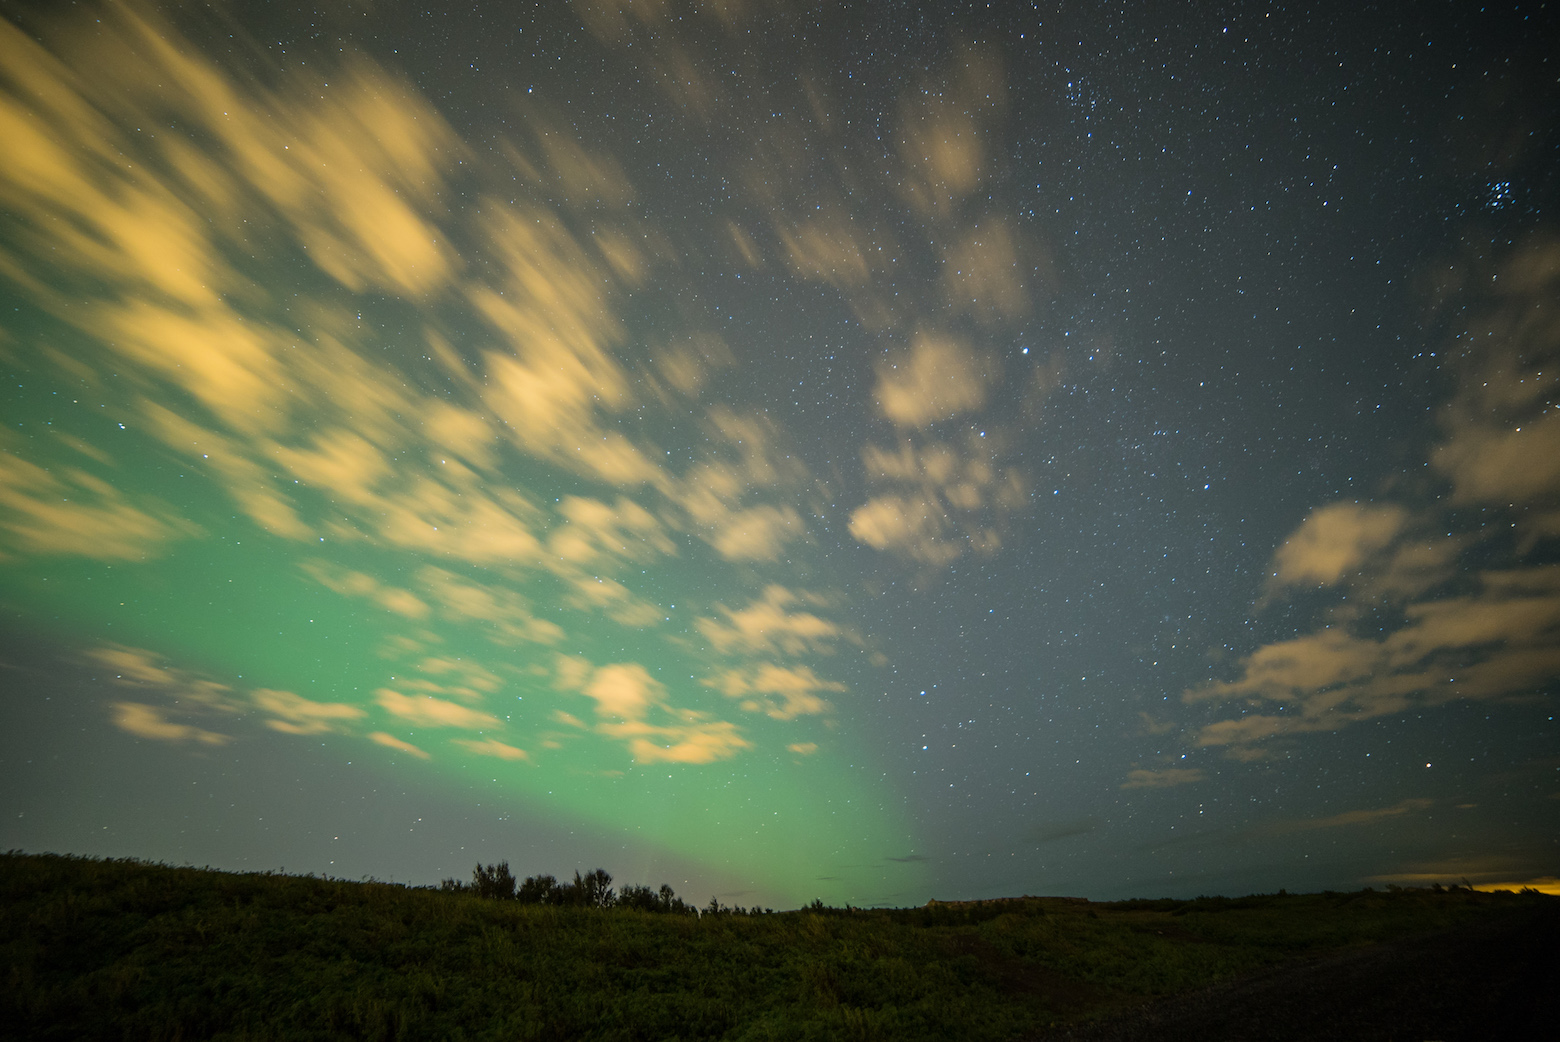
(2, 851), (1552, 1041)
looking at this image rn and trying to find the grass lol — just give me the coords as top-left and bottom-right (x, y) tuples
(2, 851), (1550, 1041)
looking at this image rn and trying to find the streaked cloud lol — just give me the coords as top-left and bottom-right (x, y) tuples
(252, 689), (366, 736)
(597, 715), (751, 765)
(940, 218), (1028, 324)
(0, 437), (199, 561)
(1270, 502), (1408, 588)
(300, 559), (430, 620)
(374, 688), (501, 730)
(416, 566), (565, 646)
(110, 702), (229, 746)
(696, 586), (843, 657)
(1189, 238), (1560, 760)
(703, 664), (844, 720)
(1121, 767), (1205, 789)
(1285, 798), (1434, 831)
(88, 645), (236, 712)
(874, 333), (991, 429)
(552, 657), (752, 764)
(369, 731), (430, 760)
(452, 737), (529, 761)
(849, 430), (1027, 567)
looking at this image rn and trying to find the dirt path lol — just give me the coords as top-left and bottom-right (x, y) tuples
(1033, 906), (1560, 1042)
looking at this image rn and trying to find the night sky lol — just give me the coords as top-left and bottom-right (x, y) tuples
(2, 0), (1557, 909)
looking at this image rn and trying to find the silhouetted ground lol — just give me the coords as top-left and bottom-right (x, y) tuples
(1034, 903), (1560, 1042)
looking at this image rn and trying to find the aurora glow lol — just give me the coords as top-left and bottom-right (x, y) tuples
(2, 0), (1557, 906)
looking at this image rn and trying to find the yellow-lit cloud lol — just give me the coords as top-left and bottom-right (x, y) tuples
(848, 431), (1027, 567)
(369, 731), (430, 759)
(1271, 502), (1408, 587)
(252, 689), (366, 736)
(452, 737), (529, 761)
(598, 716), (752, 765)
(375, 688), (501, 730)
(941, 218), (1028, 324)
(704, 664), (844, 720)
(299, 559), (430, 620)
(416, 566), (565, 646)
(696, 586), (842, 657)
(0, 439), (199, 561)
(874, 333), (990, 428)
(110, 702), (229, 745)
(553, 657), (752, 764)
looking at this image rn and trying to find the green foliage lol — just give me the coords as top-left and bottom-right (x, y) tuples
(1, 852), (1548, 1041)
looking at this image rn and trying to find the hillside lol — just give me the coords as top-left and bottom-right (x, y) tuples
(2, 852), (1552, 1040)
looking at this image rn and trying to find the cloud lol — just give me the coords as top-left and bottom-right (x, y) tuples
(1430, 241), (1560, 528)
(299, 559), (430, 619)
(848, 431), (1027, 566)
(940, 217), (1028, 324)
(703, 664), (845, 719)
(778, 208), (876, 289)
(600, 717), (751, 764)
(849, 494), (948, 561)
(88, 645), (237, 711)
(787, 742), (819, 755)
(651, 332), (735, 398)
(0, 437), (200, 561)
(452, 737), (529, 761)
(874, 333), (991, 428)
(549, 495), (675, 565)
(252, 688), (365, 735)
(405, 656), (504, 697)
(897, 91), (986, 219)
(1286, 798), (1434, 831)
(554, 657), (752, 765)
(1188, 566), (1560, 754)
(1187, 239), (1560, 759)
(416, 566), (564, 645)
(1121, 767), (1205, 790)
(696, 586), (842, 656)
(1363, 854), (1549, 888)
(369, 731), (430, 759)
(581, 663), (664, 721)
(110, 702), (229, 745)
(374, 688), (501, 730)
(669, 407), (810, 561)
(1271, 502), (1408, 587)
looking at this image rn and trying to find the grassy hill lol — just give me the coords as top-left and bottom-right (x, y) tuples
(1, 851), (1550, 1041)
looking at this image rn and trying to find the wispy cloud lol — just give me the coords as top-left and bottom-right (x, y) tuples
(1187, 239), (1560, 760)
(374, 689), (500, 730)
(110, 702), (229, 745)
(452, 737), (529, 761)
(369, 732), (430, 760)
(703, 664), (843, 720)
(696, 586), (844, 657)
(252, 689), (365, 735)
(1121, 767), (1205, 790)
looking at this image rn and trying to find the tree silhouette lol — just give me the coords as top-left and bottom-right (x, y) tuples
(567, 868), (614, 908)
(517, 873), (559, 904)
(471, 861), (516, 900)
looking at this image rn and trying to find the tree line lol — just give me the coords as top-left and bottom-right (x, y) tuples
(440, 862), (775, 916)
